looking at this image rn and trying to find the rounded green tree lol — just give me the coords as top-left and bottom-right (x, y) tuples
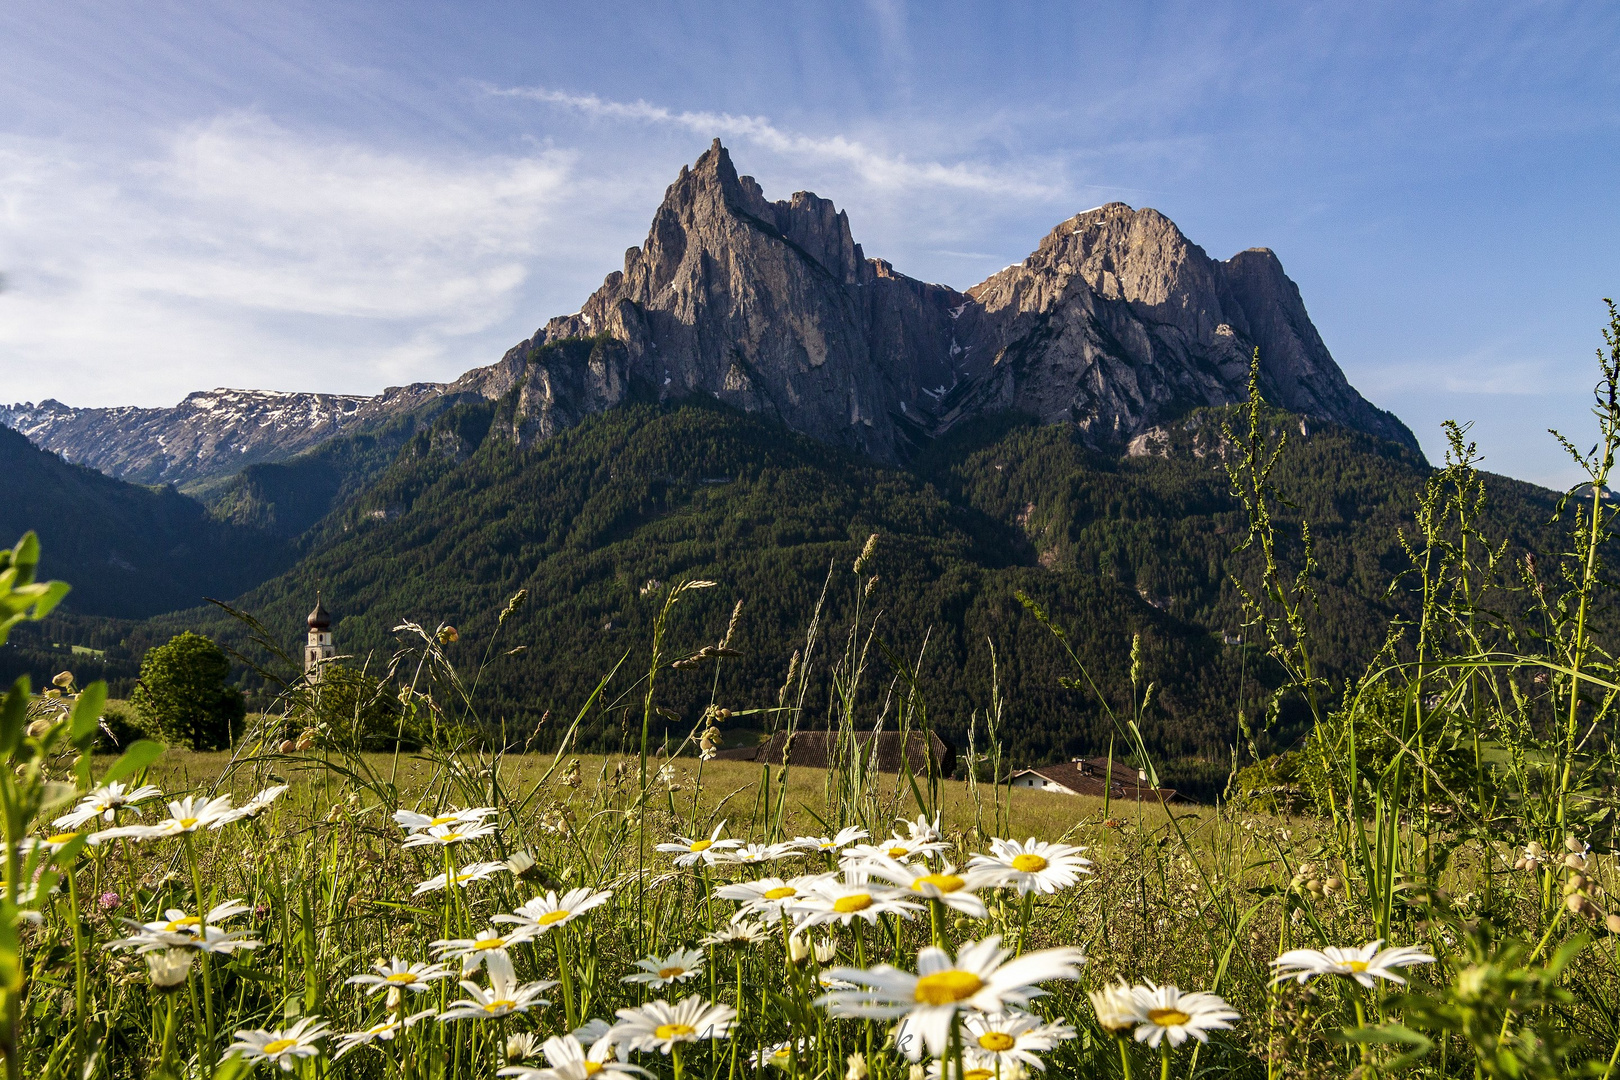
(132, 631), (246, 750)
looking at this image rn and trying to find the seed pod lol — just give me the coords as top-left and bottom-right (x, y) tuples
(1565, 835), (1586, 853)
(1606, 913), (1620, 934)
(278, 739), (296, 754)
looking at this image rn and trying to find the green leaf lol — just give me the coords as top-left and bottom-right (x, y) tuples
(102, 740), (167, 785)
(69, 680), (107, 747)
(0, 676), (28, 758)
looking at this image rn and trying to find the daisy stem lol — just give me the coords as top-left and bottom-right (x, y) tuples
(672, 1042), (685, 1080)
(1159, 1042), (1171, 1080)
(729, 953), (742, 1080)
(63, 860), (86, 1073)
(157, 994), (177, 1075)
(929, 898), (944, 949)
(1353, 997), (1369, 1065)
(181, 831), (217, 1071)
(1017, 892), (1034, 956)
(553, 929), (578, 1029)
(951, 1013), (966, 1080)
(1116, 1035), (1133, 1080)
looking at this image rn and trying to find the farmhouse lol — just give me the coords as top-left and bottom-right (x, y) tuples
(1009, 757), (1181, 802)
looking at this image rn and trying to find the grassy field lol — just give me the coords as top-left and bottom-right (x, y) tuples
(143, 749), (1209, 843)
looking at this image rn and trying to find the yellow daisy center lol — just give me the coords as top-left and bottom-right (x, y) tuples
(473, 938), (505, 950)
(485, 1000), (517, 1013)
(655, 1023), (696, 1040)
(583, 1063), (603, 1075)
(913, 969), (985, 1005)
(164, 916), (201, 931)
(913, 873), (965, 893)
(439, 832), (465, 842)
(1010, 854), (1048, 873)
(1148, 1008), (1191, 1027)
(764, 886), (797, 900)
(965, 1070), (994, 1080)
(536, 910), (571, 926)
(978, 1032), (1016, 1052)
(385, 972), (418, 984)
(429, 814), (461, 827)
(261, 1038), (298, 1055)
(178, 818), (199, 829)
(833, 894), (873, 913)
(1346, 960), (1370, 973)
(887, 846), (910, 858)
(658, 966), (688, 979)
(688, 839), (713, 852)
(46, 833), (77, 845)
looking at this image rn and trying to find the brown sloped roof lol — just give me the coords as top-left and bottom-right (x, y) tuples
(735, 729), (955, 777)
(1012, 759), (1180, 802)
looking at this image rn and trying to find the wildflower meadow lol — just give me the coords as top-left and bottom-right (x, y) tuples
(2, 324), (1620, 1080)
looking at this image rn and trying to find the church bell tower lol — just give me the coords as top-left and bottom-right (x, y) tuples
(304, 597), (335, 681)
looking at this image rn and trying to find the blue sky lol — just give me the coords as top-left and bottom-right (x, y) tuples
(1, 2), (1616, 487)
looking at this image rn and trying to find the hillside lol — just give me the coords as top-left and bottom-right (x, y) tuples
(0, 426), (289, 618)
(22, 378), (1570, 798)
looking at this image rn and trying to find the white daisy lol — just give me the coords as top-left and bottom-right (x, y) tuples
(716, 875), (824, 923)
(215, 785), (289, 825)
(606, 997), (737, 1054)
(432, 925), (540, 972)
(332, 1010), (436, 1058)
(789, 870), (921, 928)
(969, 838), (1092, 895)
(413, 860), (509, 896)
(864, 858), (992, 918)
(841, 838), (936, 865)
(655, 822), (743, 867)
(962, 1011), (1075, 1071)
(401, 819), (500, 848)
(495, 887), (614, 934)
(748, 1038), (813, 1070)
(497, 1032), (652, 1080)
(21, 829), (86, 857)
(53, 781), (162, 829)
(1127, 984), (1239, 1048)
(145, 949), (195, 990)
(818, 935), (1087, 1060)
(924, 1051), (1028, 1080)
(107, 900), (255, 952)
(1270, 941), (1436, 989)
(622, 948), (705, 988)
(794, 826), (868, 854)
(715, 841), (800, 866)
(701, 920), (769, 947)
(506, 1033), (544, 1062)
(438, 953), (555, 1021)
(1088, 980), (1144, 1034)
(346, 958), (454, 994)
(227, 1016), (329, 1071)
(90, 794), (238, 843)
(395, 806), (497, 833)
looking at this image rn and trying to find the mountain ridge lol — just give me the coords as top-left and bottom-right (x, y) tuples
(3, 139), (1416, 483)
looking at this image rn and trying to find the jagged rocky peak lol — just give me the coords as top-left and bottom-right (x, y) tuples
(497, 139), (967, 460)
(953, 201), (1418, 451)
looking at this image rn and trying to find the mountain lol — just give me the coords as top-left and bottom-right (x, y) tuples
(0, 426), (288, 618)
(0, 383), (451, 488)
(3, 140), (1415, 485)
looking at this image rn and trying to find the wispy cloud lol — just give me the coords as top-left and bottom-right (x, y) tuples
(0, 115), (583, 405)
(491, 85), (1060, 199)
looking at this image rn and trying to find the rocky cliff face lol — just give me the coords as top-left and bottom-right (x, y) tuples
(487, 141), (1414, 459)
(2, 141), (1417, 484)
(942, 205), (1414, 447)
(0, 384), (451, 487)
